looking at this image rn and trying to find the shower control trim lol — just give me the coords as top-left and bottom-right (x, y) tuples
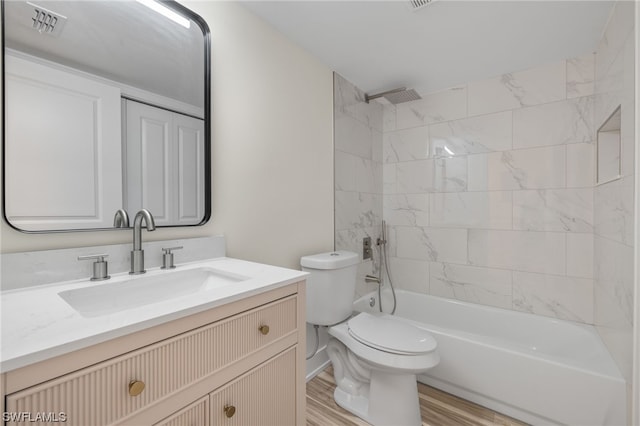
(363, 237), (372, 260)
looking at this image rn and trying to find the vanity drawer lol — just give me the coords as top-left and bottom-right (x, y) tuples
(5, 295), (297, 426)
(210, 347), (297, 426)
(153, 396), (208, 426)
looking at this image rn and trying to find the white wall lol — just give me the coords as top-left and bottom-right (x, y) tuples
(0, 2), (335, 271)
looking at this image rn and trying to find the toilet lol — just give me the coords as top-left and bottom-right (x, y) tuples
(301, 250), (439, 426)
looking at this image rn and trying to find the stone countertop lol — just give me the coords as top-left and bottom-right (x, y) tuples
(1, 257), (307, 373)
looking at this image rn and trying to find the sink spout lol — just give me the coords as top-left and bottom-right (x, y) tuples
(130, 209), (156, 274)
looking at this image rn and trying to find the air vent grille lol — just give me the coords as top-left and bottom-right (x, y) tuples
(408, 0), (437, 12)
(28, 2), (67, 36)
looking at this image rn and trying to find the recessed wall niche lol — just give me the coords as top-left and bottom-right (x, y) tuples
(596, 106), (622, 185)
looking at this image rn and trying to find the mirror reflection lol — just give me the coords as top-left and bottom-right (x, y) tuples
(3, 0), (210, 231)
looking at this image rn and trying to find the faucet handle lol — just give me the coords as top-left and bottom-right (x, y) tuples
(161, 246), (183, 269)
(78, 254), (110, 281)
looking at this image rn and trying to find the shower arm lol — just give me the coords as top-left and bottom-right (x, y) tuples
(365, 87), (407, 103)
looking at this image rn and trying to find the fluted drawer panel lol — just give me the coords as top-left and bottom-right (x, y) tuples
(210, 348), (296, 426)
(153, 396), (208, 426)
(6, 295), (297, 426)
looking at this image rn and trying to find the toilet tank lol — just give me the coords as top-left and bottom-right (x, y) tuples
(301, 250), (359, 326)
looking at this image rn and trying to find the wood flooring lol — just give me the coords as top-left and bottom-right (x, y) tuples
(306, 366), (529, 426)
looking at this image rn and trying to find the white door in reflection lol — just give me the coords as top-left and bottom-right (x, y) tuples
(124, 99), (205, 226)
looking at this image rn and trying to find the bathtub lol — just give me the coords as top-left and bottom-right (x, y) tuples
(353, 289), (626, 426)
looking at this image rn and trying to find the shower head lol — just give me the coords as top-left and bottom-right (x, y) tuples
(365, 87), (422, 105)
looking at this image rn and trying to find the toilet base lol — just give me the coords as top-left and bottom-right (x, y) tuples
(334, 370), (422, 426)
(334, 387), (370, 422)
(326, 319), (438, 426)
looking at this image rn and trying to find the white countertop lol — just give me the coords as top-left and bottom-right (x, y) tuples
(0, 257), (307, 373)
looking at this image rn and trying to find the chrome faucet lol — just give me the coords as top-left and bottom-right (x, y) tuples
(130, 209), (156, 274)
(113, 209), (130, 228)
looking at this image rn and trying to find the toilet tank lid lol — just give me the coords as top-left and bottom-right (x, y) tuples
(300, 250), (359, 269)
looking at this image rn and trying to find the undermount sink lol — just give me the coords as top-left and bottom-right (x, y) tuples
(58, 267), (250, 317)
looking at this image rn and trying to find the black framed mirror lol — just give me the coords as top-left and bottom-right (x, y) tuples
(2, 0), (211, 232)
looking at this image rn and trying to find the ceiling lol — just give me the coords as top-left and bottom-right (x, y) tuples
(4, 1), (205, 108)
(241, 0), (614, 96)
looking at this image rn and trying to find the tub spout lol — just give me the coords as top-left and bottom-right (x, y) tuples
(365, 274), (381, 284)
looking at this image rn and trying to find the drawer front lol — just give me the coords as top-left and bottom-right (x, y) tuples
(6, 295), (297, 426)
(153, 396), (208, 426)
(210, 348), (297, 426)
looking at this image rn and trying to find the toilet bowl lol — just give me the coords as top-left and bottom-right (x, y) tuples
(327, 312), (438, 426)
(301, 251), (439, 426)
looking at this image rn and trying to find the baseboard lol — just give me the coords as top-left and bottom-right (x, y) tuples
(305, 345), (330, 382)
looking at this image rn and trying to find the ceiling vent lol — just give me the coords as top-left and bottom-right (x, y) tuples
(27, 2), (67, 37)
(408, 0), (437, 12)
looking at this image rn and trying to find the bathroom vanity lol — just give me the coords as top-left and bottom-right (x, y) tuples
(0, 257), (307, 426)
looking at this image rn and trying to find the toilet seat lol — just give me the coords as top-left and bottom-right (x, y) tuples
(328, 315), (439, 375)
(347, 312), (437, 355)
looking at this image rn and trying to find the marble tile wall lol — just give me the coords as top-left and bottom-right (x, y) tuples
(332, 1), (635, 410)
(382, 53), (598, 325)
(334, 73), (384, 298)
(593, 1), (635, 387)
(335, 48), (601, 324)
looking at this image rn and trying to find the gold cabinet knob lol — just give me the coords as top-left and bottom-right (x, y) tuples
(258, 324), (270, 335)
(224, 405), (236, 418)
(128, 380), (145, 397)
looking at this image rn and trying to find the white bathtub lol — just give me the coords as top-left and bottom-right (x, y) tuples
(354, 289), (626, 426)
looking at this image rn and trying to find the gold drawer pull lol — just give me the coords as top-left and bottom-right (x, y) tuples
(258, 324), (270, 335)
(224, 405), (236, 418)
(128, 380), (145, 397)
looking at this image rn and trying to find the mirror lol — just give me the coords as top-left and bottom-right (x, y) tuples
(596, 105), (621, 185)
(2, 0), (211, 232)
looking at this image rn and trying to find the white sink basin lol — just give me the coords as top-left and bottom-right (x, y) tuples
(58, 267), (250, 317)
